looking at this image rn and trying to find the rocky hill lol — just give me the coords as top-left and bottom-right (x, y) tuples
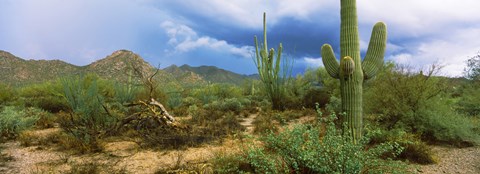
(163, 64), (257, 85)
(0, 50), (255, 86)
(0, 51), (81, 85)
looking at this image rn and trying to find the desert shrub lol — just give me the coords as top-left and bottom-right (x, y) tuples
(30, 108), (56, 128)
(112, 81), (139, 105)
(59, 75), (117, 152)
(189, 83), (242, 105)
(363, 62), (479, 146)
(19, 82), (69, 113)
(0, 106), (39, 140)
(364, 63), (446, 130)
(135, 85), (168, 102)
(203, 98), (248, 114)
(139, 101), (244, 149)
(0, 83), (17, 106)
(366, 127), (436, 164)
(416, 98), (479, 146)
(166, 92), (183, 109)
(214, 108), (408, 173)
(141, 111), (243, 149)
(252, 112), (279, 134)
(303, 88), (330, 108)
(456, 83), (480, 117)
(182, 96), (200, 106)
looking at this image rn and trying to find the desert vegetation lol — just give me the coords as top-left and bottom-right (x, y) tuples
(1, 1), (480, 174)
(1, 53), (480, 173)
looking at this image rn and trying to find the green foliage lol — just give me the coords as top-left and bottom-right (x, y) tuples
(0, 83), (16, 106)
(366, 127), (437, 164)
(19, 81), (69, 113)
(456, 83), (480, 117)
(417, 98), (479, 146)
(321, 0), (387, 143)
(203, 98), (250, 114)
(112, 81), (139, 105)
(241, 79), (262, 96)
(253, 13), (292, 110)
(364, 63), (445, 129)
(365, 62), (479, 146)
(214, 107), (407, 173)
(60, 74), (117, 151)
(0, 106), (39, 140)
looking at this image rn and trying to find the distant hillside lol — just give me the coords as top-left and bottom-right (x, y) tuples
(163, 64), (258, 85)
(0, 51), (81, 85)
(0, 50), (255, 86)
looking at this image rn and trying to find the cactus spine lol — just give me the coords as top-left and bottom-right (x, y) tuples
(321, 0), (387, 143)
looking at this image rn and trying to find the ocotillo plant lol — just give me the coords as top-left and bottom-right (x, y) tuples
(321, 0), (387, 143)
(254, 13), (290, 110)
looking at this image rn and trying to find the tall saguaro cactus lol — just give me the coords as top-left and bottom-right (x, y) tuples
(321, 0), (387, 143)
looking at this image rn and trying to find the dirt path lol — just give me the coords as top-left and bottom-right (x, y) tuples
(413, 145), (480, 174)
(239, 113), (257, 133)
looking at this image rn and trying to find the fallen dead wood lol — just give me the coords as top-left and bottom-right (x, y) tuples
(105, 98), (186, 136)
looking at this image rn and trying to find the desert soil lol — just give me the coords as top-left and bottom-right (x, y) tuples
(413, 145), (480, 174)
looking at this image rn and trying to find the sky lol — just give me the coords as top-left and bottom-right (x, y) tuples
(1, 0), (479, 77)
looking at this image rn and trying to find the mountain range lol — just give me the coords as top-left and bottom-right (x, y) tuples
(0, 50), (257, 86)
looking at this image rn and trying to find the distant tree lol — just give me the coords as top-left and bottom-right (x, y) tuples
(364, 62), (446, 130)
(464, 52), (480, 81)
(458, 52), (480, 116)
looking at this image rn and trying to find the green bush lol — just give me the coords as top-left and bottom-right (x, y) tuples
(203, 98), (247, 114)
(214, 108), (408, 173)
(0, 106), (39, 140)
(363, 63), (479, 146)
(59, 75), (117, 152)
(366, 127), (437, 164)
(19, 81), (69, 113)
(189, 83), (243, 105)
(0, 83), (16, 106)
(417, 98), (479, 146)
(456, 83), (480, 117)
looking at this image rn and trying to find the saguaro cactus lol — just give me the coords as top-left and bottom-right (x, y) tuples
(321, 0), (387, 143)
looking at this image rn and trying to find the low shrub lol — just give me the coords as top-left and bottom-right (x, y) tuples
(214, 108), (408, 173)
(140, 109), (244, 149)
(19, 82), (69, 113)
(59, 75), (117, 152)
(366, 127), (437, 164)
(417, 102), (480, 146)
(252, 112), (279, 134)
(0, 106), (39, 140)
(0, 83), (17, 106)
(203, 98), (248, 114)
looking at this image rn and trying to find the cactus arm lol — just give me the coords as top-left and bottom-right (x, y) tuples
(340, 56), (355, 76)
(274, 45), (282, 76)
(321, 44), (340, 79)
(362, 22), (387, 79)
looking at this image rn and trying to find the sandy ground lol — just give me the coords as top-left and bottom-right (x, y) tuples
(413, 145), (480, 174)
